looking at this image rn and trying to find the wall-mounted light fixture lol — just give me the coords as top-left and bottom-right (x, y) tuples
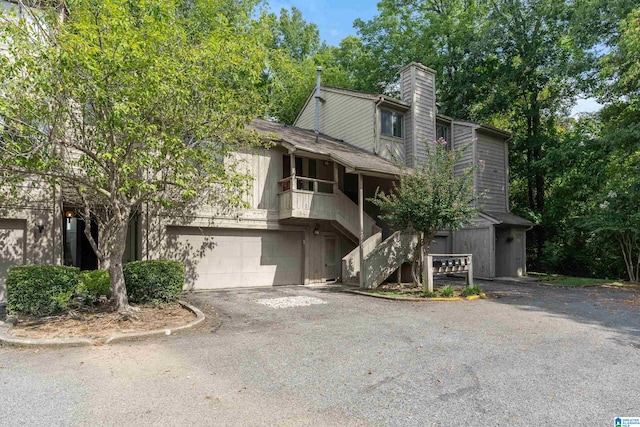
(65, 210), (74, 218)
(313, 225), (320, 235)
(36, 219), (45, 234)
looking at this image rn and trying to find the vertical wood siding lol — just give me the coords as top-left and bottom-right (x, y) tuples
(411, 68), (437, 166)
(295, 90), (375, 152)
(402, 71), (415, 167)
(476, 132), (507, 212)
(233, 148), (282, 211)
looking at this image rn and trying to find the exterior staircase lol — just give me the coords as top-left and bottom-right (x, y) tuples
(278, 185), (380, 242)
(342, 230), (418, 288)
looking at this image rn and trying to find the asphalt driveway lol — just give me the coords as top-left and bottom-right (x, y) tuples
(1, 280), (639, 426)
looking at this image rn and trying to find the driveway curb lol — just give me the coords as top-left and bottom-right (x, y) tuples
(0, 300), (205, 348)
(345, 289), (487, 301)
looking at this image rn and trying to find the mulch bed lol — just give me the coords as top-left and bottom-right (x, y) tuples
(8, 302), (195, 340)
(374, 282), (472, 298)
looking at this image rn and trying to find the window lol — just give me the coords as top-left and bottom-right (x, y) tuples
(381, 109), (403, 138)
(436, 124), (448, 142)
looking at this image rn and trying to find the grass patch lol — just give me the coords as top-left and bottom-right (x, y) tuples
(529, 272), (615, 286)
(462, 285), (483, 296)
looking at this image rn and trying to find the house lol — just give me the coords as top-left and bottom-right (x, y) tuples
(293, 63), (532, 279)
(0, 58), (531, 298)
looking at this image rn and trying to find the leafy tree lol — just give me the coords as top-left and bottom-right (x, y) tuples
(354, 0), (638, 270)
(0, 0), (270, 314)
(370, 139), (481, 287)
(262, 7), (357, 124)
(266, 6), (320, 62)
(586, 6), (640, 281)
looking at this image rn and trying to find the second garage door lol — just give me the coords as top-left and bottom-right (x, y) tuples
(165, 227), (303, 290)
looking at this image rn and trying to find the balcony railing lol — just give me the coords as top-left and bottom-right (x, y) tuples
(278, 175), (335, 194)
(278, 175), (379, 241)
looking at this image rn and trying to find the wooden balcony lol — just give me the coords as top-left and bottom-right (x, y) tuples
(277, 176), (379, 240)
(278, 176), (336, 221)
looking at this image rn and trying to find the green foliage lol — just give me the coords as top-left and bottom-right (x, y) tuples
(440, 285), (454, 297)
(352, 0), (637, 271)
(371, 138), (481, 284)
(6, 265), (80, 317)
(422, 290), (437, 298)
(123, 260), (185, 304)
(263, 7), (359, 124)
(266, 6), (320, 62)
(371, 138), (481, 245)
(530, 273), (612, 286)
(0, 0), (273, 309)
(462, 285), (483, 297)
(77, 269), (111, 301)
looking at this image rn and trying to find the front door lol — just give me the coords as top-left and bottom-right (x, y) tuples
(63, 213), (99, 270)
(323, 235), (337, 281)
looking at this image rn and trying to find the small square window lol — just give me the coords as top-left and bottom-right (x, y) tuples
(436, 124), (448, 142)
(381, 109), (403, 138)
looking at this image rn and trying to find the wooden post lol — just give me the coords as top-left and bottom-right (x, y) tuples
(396, 266), (401, 285)
(466, 254), (474, 287)
(290, 153), (296, 191)
(425, 253), (433, 293)
(358, 173), (364, 288)
(333, 162), (338, 194)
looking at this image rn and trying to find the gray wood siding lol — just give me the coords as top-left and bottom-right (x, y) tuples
(295, 89), (375, 153)
(452, 224), (494, 278)
(412, 69), (437, 166)
(234, 148), (282, 211)
(476, 132), (507, 212)
(402, 71), (415, 167)
(452, 122), (474, 178)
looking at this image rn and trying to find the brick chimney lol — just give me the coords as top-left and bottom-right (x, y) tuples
(399, 63), (437, 168)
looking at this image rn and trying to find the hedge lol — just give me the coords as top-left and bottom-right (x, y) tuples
(123, 260), (184, 304)
(6, 265), (80, 317)
(77, 269), (111, 303)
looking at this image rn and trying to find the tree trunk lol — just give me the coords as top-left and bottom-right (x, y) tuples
(100, 218), (132, 314)
(411, 233), (424, 285)
(618, 233), (639, 283)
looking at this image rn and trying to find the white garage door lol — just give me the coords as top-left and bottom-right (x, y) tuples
(166, 227), (303, 290)
(0, 219), (27, 301)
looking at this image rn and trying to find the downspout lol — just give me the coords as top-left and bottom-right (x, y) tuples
(358, 173), (364, 288)
(373, 97), (384, 155)
(314, 66), (322, 144)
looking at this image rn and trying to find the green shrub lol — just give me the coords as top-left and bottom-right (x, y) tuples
(76, 269), (111, 305)
(423, 290), (437, 298)
(123, 260), (184, 304)
(462, 285), (482, 297)
(440, 285), (454, 297)
(6, 265), (80, 317)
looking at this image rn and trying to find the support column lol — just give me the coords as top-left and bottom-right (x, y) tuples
(466, 254), (474, 287)
(425, 253), (433, 293)
(290, 153), (296, 190)
(333, 162), (339, 194)
(358, 173), (364, 288)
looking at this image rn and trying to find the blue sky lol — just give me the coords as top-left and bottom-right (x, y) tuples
(265, 0), (601, 115)
(266, 0), (378, 47)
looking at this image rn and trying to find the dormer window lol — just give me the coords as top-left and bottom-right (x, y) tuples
(381, 109), (403, 138)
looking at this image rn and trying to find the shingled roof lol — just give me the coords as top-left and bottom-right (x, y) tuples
(482, 211), (534, 227)
(248, 119), (402, 178)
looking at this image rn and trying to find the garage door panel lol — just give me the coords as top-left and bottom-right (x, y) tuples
(166, 227), (302, 290)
